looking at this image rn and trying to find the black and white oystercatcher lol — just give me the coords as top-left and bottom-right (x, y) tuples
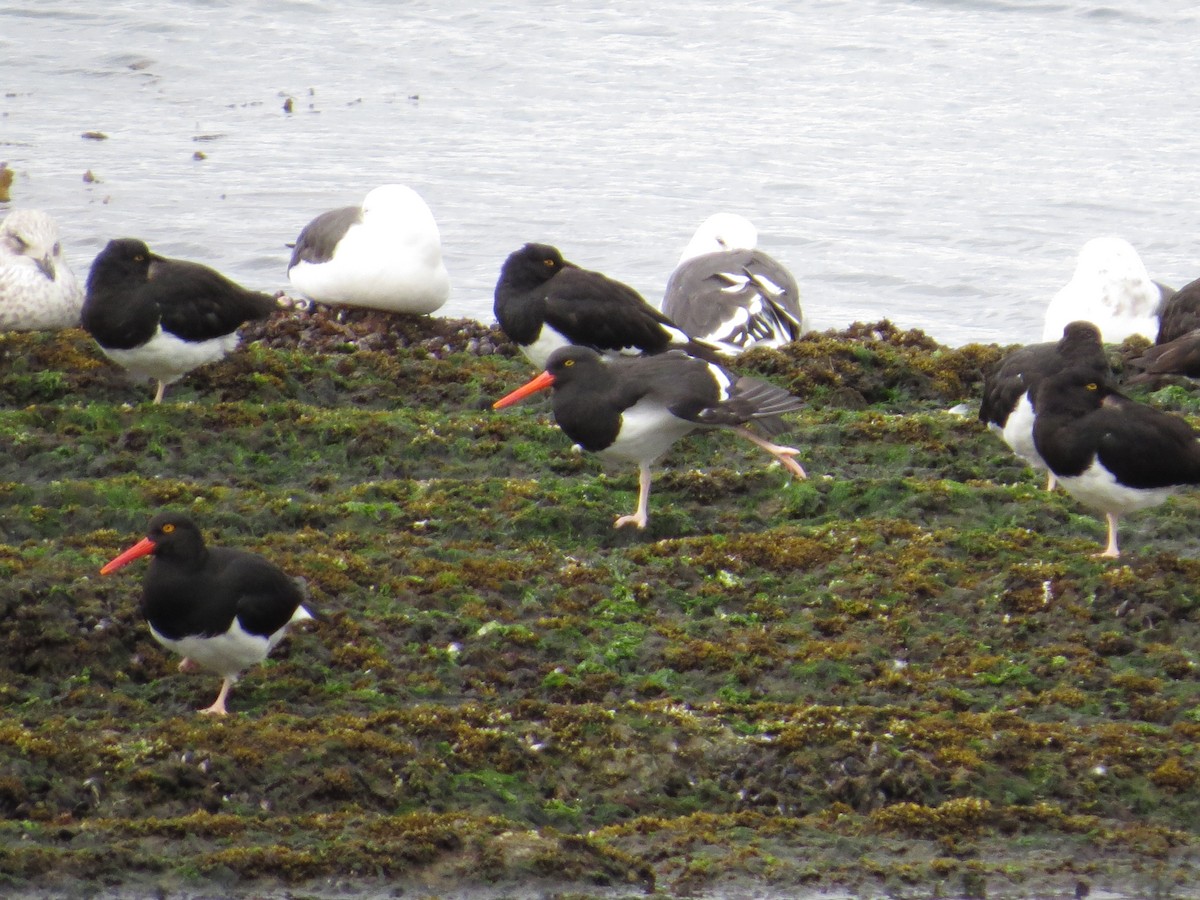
(287, 184), (450, 314)
(493, 345), (806, 528)
(82, 238), (278, 403)
(662, 213), (804, 354)
(979, 321), (1109, 489)
(1032, 367), (1200, 558)
(494, 242), (722, 368)
(100, 512), (314, 715)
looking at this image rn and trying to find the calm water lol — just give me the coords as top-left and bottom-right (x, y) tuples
(2, 0), (1199, 347)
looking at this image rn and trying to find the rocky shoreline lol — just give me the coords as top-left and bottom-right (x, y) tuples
(0, 308), (1197, 898)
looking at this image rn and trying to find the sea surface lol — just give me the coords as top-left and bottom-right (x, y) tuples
(2, 0), (1199, 348)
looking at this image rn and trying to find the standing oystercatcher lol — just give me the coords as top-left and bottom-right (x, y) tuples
(82, 238), (279, 403)
(1032, 367), (1200, 558)
(493, 345), (806, 528)
(979, 321), (1109, 489)
(100, 512), (314, 715)
(662, 213), (804, 354)
(1041, 237), (1171, 344)
(0, 209), (84, 331)
(287, 184), (450, 315)
(494, 242), (722, 368)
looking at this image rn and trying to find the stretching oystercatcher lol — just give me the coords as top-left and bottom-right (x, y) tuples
(82, 238), (278, 403)
(1032, 367), (1200, 558)
(100, 512), (314, 715)
(494, 242), (721, 368)
(1041, 237), (1171, 344)
(662, 213), (803, 354)
(979, 321), (1109, 489)
(0, 209), (83, 331)
(287, 184), (450, 315)
(493, 345), (806, 528)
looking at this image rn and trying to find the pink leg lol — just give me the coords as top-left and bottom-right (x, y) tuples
(1097, 512), (1121, 559)
(615, 463), (652, 529)
(732, 427), (807, 479)
(153, 381), (167, 404)
(178, 658), (201, 673)
(198, 677), (234, 716)
(1045, 472), (1057, 492)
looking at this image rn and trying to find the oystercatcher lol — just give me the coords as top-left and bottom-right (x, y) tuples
(494, 242), (722, 368)
(82, 238), (278, 403)
(493, 345), (806, 528)
(1125, 276), (1200, 384)
(1154, 274), (1200, 345)
(979, 321), (1109, 489)
(1032, 367), (1200, 558)
(100, 512), (314, 715)
(0, 209), (84, 331)
(287, 184), (450, 315)
(662, 213), (803, 354)
(1041, 237), (1171, 344)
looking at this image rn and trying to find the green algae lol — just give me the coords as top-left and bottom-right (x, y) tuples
(0, 317), (1198, 898)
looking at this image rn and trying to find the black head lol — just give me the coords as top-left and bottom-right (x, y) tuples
(496, 242), (569, 293)
(1035, 366), (1114, 417)
(543, 345), (605, 384)
(100, 511), (208, 575)
(1057, 320), (1103, 352)
(86, 238), (154, 293)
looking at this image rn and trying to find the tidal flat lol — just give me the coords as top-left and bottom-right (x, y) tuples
(0, 309), (1197, 899)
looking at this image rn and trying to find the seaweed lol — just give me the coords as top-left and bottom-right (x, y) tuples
(0, 312), (1197, 898)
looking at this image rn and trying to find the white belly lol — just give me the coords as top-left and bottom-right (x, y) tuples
(1058, 464), (1176, 515)
(103, 327), (239, 384)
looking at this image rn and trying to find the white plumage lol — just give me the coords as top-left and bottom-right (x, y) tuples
(0, 209), (83, 331)
(288, 184), (450, 315)
(1041, 237), (1162, 344)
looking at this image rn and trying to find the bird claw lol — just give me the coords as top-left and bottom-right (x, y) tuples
(614, 513), (647, 529)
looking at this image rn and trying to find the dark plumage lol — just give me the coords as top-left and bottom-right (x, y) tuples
(100, 512), (314, 715)
(1125, 275), (1200, 384)
(493, 345), (805, 528)
(82, 238), (278, 402)
(978, 321), (1109, 488)
(1154, 275), (1200, 345)
(1032, 367), (1200, 558)
(494, 242), (722, 368)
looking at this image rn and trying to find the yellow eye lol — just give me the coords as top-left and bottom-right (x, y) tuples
(543, 258), (555, 267)
(162, 523), (175, 534)
(1086, 382), (1098, 391)
(563, 359), (574, 368)
(134, 254), (145, 262)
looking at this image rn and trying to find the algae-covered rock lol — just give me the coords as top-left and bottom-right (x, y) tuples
(0, 313), (1197, 899)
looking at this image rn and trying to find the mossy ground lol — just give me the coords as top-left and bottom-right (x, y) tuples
(0, 308), (1198, 899)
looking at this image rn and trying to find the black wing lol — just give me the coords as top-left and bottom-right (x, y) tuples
(150, 257), (277, 342)
(544, 267), (681, 353)
(214, 549), (308, 638)
(1093, 399), (1200, 489)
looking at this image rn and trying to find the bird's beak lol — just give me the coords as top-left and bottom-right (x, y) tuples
(100, 537), (157, 575)
(493, 371), (556, 408)
(35, 255), (55, 281)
